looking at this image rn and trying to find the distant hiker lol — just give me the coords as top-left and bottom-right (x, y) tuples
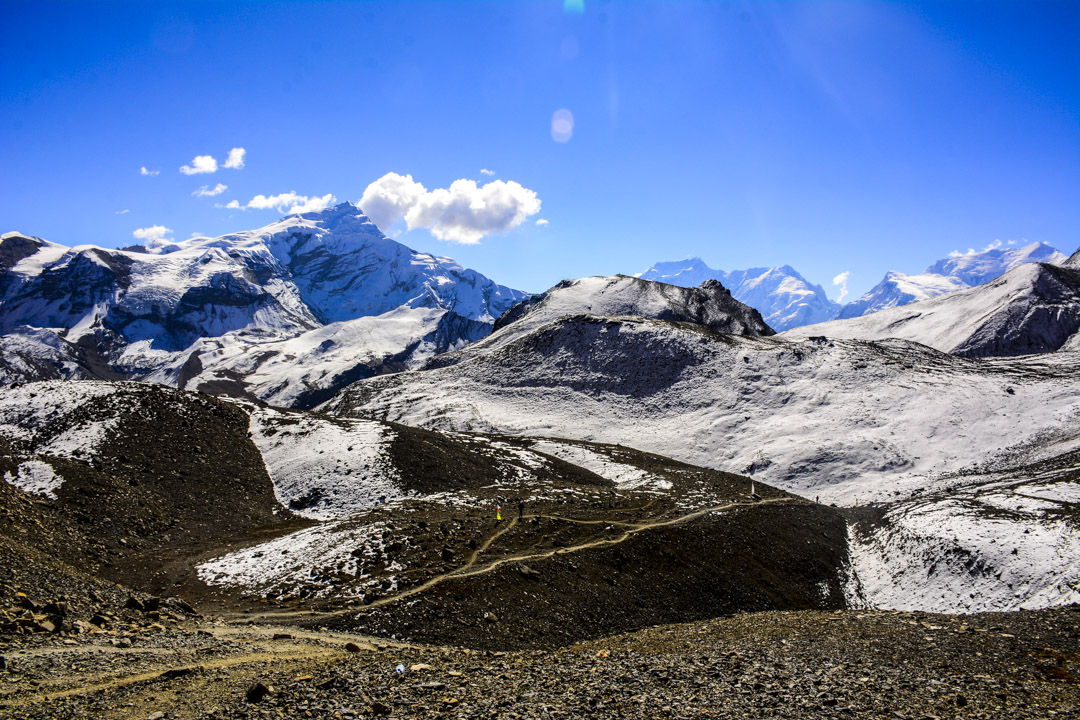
(496, 502), (502, 521)
(518, 498), (525, 520)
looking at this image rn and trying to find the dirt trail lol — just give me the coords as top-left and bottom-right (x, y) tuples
(6, 643), (345, 706)
(241, 496), (799, 625)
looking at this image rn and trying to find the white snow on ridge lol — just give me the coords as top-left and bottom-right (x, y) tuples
(531, 439), (671, 491)
(246, 406), (405, 519)
(3, 460), (62, 499)
(146, 306), (451, 408)
(1, 203), (525, 406)
(0, 381), (121, 458)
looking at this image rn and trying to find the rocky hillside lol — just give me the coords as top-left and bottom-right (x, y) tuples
(0, 380), (851, 651)
(784, 261), (1080, 357)
(425, 274), (772, 374)
(0, 204), (525, 407)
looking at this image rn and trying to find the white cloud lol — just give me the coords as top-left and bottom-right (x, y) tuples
(832, 271), (850, 302)
(180, 155), (218, 175)
(359, 172), (542, 244)
(536, 218), (549, 226)
(224, 147), (246, 169)
(115, 209), (130, 215)
(551, 108), (574, 143)
(358, 172), (428, 230)
(140, 167), (159, 176)
(194, 183), (228, 197)
(480, 168), (496, 176)
(132, 225), (172, 242)
(190, 232), (206, 238)
(232, 192), (337, 214)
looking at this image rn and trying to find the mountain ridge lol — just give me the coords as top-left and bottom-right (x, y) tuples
(784, 261), (1080, 357)
(0, 203), (526, 407)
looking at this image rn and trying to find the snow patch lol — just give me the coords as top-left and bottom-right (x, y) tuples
(3, 460), (61, 499)
(247, 406), (405, 519)
(197, 520), (393, 599)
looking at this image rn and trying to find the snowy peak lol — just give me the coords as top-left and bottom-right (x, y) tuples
(785, 261), (1080, 357)
(835, 271), (967, 320)
(493, 274), (774, 339)
(1064, 247), (1080, 270)
(159, 202), (526, 324)
(839, 242), (1068, 320)
(925, 241), (1067, 285)
(638, 257), (720, 287)
(638, 258), (839, 331)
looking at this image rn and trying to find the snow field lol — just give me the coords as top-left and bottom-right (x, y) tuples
(246, 406), (405, 520)
(849, 494), (1080, 613)
(196, 519), (397, 600)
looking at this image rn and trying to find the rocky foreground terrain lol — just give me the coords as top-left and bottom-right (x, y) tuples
(0, 595), (1076, 719)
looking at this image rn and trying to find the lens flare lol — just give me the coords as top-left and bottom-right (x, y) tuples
(551, 108), (574, 143)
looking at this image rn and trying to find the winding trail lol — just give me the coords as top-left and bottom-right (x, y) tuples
(247, 495), (801, 624)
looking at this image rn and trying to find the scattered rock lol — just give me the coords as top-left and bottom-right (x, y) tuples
(245, 681), (273, 703)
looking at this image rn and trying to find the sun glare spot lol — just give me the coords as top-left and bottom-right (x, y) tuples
(551, 109), (574, 143)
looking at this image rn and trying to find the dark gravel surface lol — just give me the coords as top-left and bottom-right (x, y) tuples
(1, 605), (1076, 719)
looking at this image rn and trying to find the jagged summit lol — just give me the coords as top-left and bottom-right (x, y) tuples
(493, 274), (773, 339)
(638, 259), (839, 331)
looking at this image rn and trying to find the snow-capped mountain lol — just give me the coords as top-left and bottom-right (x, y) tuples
(638, 258), (839, 331)
(836, 241), (1067, 320)
(493, 274), (774, 339)
(833, 272), (967, 320)
(0, 203), (526, 406)
(925, 241), (1066, 285)
(415, 274), (772, 377)
(784, 262), (1080, 357)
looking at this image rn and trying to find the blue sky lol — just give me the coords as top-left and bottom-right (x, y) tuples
(1, 1), (1077, 298)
